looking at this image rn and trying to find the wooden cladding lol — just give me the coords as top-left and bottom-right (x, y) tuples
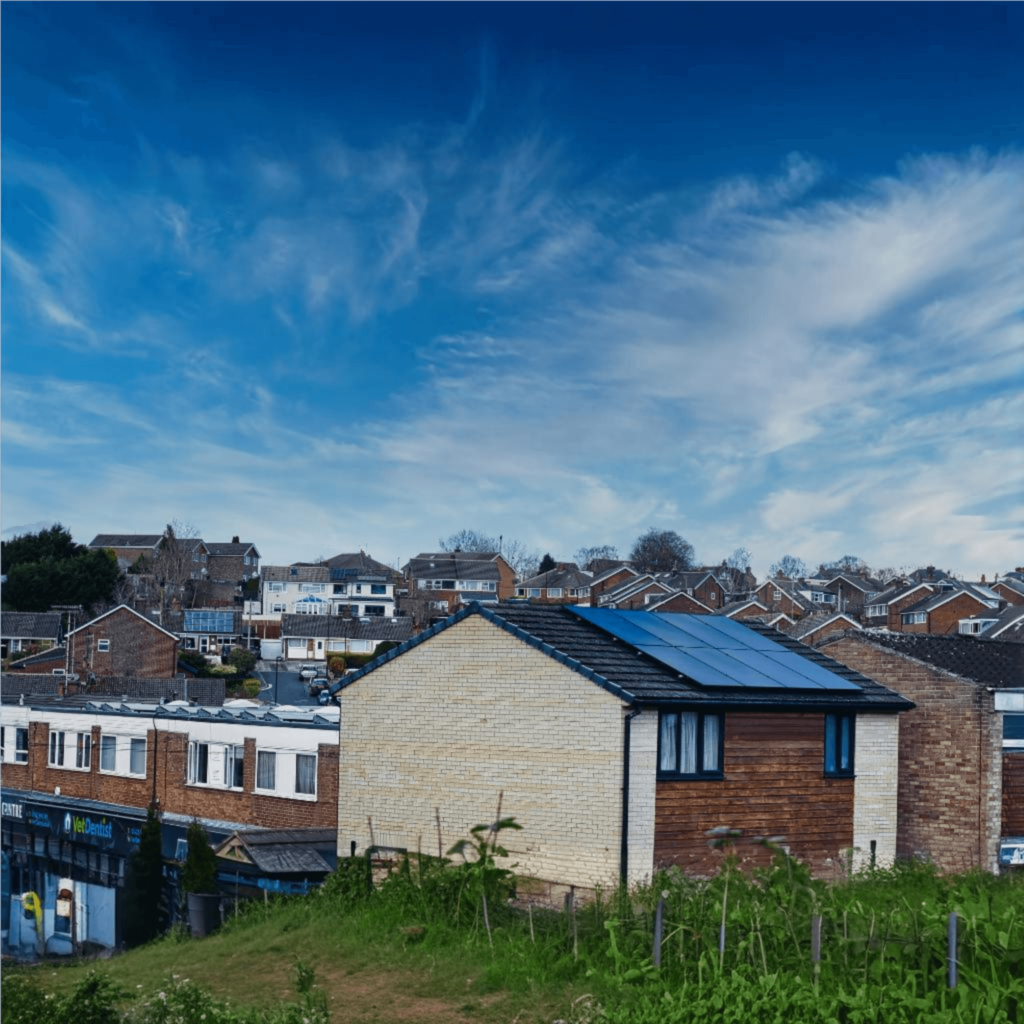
(653, 713), (854, 876)
(1002, 754), (1024, 836)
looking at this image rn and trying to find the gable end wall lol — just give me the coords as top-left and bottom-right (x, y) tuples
(337, 615), (630, 888)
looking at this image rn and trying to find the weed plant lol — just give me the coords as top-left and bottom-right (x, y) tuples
(7, 822), (1024, 1024)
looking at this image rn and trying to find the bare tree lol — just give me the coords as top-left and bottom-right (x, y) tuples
(151, 521), (204, 615)
(724, 547), (753, 572)
(501, 538), (540, 581)
(629, 528), (695, 573)
(438, 529), (498, 553)
(768, 554), (807, 579)
(573, 544), (620, 571)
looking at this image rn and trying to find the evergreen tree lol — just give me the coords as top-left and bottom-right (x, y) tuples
(123, 804), (166, 946)
(181, 819), (219, 894)
(536, 553), (557, 575)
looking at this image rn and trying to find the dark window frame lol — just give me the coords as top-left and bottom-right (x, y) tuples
(657, 710), (725, 780)
(824, 713), (855, 777)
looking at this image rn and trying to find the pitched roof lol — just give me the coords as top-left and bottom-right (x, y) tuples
(4, 645), (66, 669)
(215, 828), (337, 874)
(206, 542), (260, 557)
(279, 614), (413, 642)
(822, 632), (1024, 687)
(325, 552), (395, 575)
(88, 534), (162, 549)
(790, 613), (861, 641)
(404, 554), (503, 582)
(824, 573), (884, 594)
(334, 603), (911, 712)
(519, 566), (594, 589)
(987, 606), (1024, 641)
(67, 604), (180, 641)
(1, 611), (62, 639)
(863, 581), (935, 610)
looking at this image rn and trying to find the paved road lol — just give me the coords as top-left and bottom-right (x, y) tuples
(255, 661), (320, 706)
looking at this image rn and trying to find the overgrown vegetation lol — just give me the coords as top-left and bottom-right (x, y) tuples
(7, 823), (1024, 1023)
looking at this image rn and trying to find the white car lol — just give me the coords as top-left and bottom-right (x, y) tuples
(298, 664), (319, 680)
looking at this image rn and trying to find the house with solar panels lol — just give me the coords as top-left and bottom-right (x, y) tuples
(330, 603), (912, 889)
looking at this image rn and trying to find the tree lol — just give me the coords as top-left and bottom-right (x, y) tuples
(438, 529), (498, 553)
(181, 819), (218, 895)
(536, 553), (557, 575)
(628, 528), (695, 573)
(724, 547), (753, 572)
(768, 554), (807, 579)
(573, 545), (619, 571)
(0, 525), (121, 614)
(151, 521), (204, 614)
(124, 804), (166, 947)
(227, 647), (257, 675)
(819, 554), (870, 576)
(500, 538), (540, 581)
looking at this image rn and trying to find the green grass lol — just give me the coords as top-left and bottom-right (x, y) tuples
(6, 842), (1024, 1024)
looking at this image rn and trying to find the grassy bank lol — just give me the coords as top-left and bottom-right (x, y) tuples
(5, 834), (1024, 1023)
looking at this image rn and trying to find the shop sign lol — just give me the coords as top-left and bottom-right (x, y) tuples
(63, 812), (114, 840)
(1, 799), (23, 819)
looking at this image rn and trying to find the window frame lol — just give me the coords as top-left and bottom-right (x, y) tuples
(49, 729), (65, 767)
(15, 727), (28, 764)
(100, 734), (118, 772)
(97, 639), (111, 653)
(657, 711), (724, 780)
(187, 741), (210, 785)
(824, 713), (855, 777)
(295, 753), (317, 796)
(76, 731), (91, 769)
(129, 737), (147, 777)
(256, 750), (277, 792)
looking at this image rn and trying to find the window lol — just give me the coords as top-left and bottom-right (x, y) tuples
(528, 588), (541, 598)
(226, 744), (245, 788)
(187, 741), (209, 784)
(369, 583), (386, 595)
(548, 588), (563, 598)
(658, 712), (723, 777)
(709, 591), (717, 600)
(773, 589), (783, 601)
(256, 751), (276, 791)
(300, 583), (325, 594)
(901, 611), (927, 625)
(364, 605), (385, 616)
(49, 730), (65, 767)
(354, 584), (363, 594)
(97, 639), (110, 653)
(295, 754), (317, 795)
(516, 588), (525, 597)
(271, 603), (286, 613)
(129, 738), (146, 776)
(485, 581), (497, 592)
(333, 583), (348, 594)
(824, 714), (854, 776)
(866, 604), (886, 617)
(15, 728), (28, 763)
(442, 580), (456, 590)
(1, 728), (5, 761)
(268, 582), (285, 592)
(100, 735), (117, 771)
(175, 838), (189, 861)
(76, 732), (91, 769)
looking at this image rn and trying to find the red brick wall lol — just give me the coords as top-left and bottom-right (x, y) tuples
(693, 579), (723, 610)
(926, 594), (992, 636)
(886, 588), (934, 631)
(17, 722), (336, 831)
(654, 713), (854, 877)
(590, 569), (635, 606)
(1002, 754), (1024, 836)
(650, 592), (712, 614)
(823, 637), (1000, 872)
(68, 608), (178, 678)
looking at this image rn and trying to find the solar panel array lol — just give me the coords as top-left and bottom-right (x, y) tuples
(184, 610), (236, 634)
(567, 607), (861, 691)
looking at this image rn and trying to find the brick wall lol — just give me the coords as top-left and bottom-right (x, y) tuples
(9, 718), (336, 832)
(852, 715), (899, 870)
(1002, 754), (1024, 835)
(337, 615), (630, 888)
(924, 594), (991, 636)
(824, 637), (1001, 872)
(68, 608), (178, 678)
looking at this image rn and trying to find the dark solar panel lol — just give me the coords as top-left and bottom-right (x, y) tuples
(567, 607), (861, 691)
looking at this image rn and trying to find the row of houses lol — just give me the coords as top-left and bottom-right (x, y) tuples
(2, 597), (1022, 956)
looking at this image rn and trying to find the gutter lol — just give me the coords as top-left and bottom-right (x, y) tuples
(620, 706), (641, 885)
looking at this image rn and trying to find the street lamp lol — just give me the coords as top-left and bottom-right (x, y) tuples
(274, 655), (283, 705)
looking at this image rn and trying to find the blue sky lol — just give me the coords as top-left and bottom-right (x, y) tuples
(2, 2), (1022, 577)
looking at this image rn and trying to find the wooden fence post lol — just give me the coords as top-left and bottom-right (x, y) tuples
(948, 911), (958, 988)
(653, 896), (665, 967)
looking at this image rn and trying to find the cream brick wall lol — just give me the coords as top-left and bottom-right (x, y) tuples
(626, 710), (657, 885)
(337, 615), (632, 887)
(852, 714), (899, 870)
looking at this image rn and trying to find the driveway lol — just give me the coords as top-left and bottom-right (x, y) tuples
(255, 661), (319, 706)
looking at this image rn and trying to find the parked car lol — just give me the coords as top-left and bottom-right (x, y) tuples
(318, 689), (334, 706)
(308, 676), (329, 695)
(298, 664), (319, 680)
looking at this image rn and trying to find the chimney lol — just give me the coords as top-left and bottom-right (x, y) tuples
(980, 574), (986, 584)
(232, 535), (240, 544)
